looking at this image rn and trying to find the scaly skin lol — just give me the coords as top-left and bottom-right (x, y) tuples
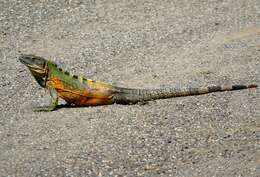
(19, 54), (258, 111)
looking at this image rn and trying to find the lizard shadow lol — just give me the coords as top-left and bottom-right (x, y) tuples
(34, 101), (151, 111)
(33, 104), (90, 112)
(54, 101), (150, 110)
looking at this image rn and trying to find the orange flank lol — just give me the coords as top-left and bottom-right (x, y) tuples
(47, 77), (113, 106)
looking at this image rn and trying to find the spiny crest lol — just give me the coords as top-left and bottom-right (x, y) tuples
(63, 69), (87, 83)
(78, 75), (87, 83)
(55, 63), (88, 84)
(75, 74), (87, 83)
(49, 60), (58, 67)
(72, 75), (78, 79)
(53, 63), (57, 67)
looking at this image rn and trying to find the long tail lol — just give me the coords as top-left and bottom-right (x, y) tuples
(111, 84), (257, 104)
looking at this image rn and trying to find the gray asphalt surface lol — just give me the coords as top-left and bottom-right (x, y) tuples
(0, 0), (260, 176)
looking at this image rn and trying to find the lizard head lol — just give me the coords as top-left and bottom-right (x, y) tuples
(19, 54), (48, 87)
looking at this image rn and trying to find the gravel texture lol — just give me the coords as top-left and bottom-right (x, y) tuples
(0, 0), (259, 176)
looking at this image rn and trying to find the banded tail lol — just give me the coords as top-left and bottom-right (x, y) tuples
(112, 84), (257, 104)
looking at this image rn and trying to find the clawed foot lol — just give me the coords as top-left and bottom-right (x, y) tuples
(33, 106), (56, 112)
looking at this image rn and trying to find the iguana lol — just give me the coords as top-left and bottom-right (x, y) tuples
(19, 54), (258, 111)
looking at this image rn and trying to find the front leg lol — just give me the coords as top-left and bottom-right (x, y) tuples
(48, 87), (59, 111)
(34, 87), (58, 112)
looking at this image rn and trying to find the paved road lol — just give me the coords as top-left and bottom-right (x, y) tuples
(0, 0), (259, 176)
